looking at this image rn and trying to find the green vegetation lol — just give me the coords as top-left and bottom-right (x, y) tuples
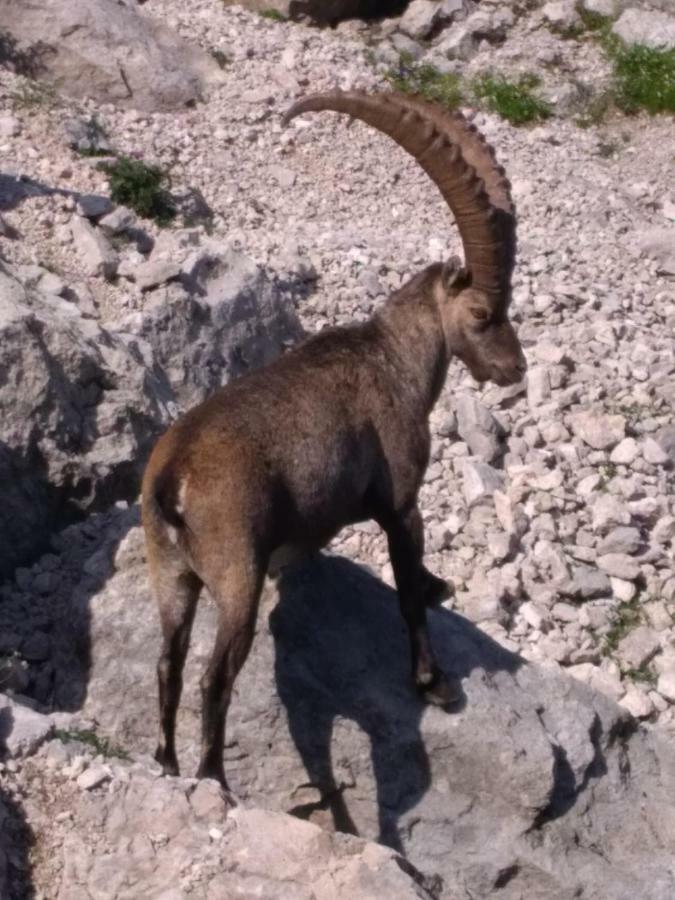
(472, 73), (552, 126)
(54, 728), (130, 760)
(10, 79), (56, 110)
(210, 48), (230, 69)
(386, 53), (463, 110)
(102, 156), (175, 225)
(603, 598), (643, 656)
(626, 662), (657, 686)
(260, 8), (287, 21)
(610, 42), (675, 115)
(576, 4), (613, 35)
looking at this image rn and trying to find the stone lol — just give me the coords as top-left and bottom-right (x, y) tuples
(98, 206), (136, 235)
(591, 494), (631, 532)
(613, 8), (675, 50)
(0, 259), (173, 576)
(0, 114), (21, 138)
(620, 687), (653, 720)
(570, 411), (626, 450)
(597, 553), (641, 581)
(139, 245), (303, 405)
(542, 1), (581, 32)
(433, 22), (476, 60)
(76, 194), (113, 219)
(41, 520), (675, 898)
(646, 426), (675, 465)
(399, 0), (463, 41)
(269, 164), (297, 189)
(76, 765), (111, 790)
(0, 0), (223, 111)
(134, 258), (183, 291)
(636, 228), (675, 276)
(0, 694), (53, 757)
(617, 626), (661, 671)
(57, 777), (434, 898)
(657, 669), (675, 703)
(70, 216), (118, 279)
(461, 458), (504, 505)
(552, 601), (579, 623)
(579, 0), (625, 16)
(610, 437), (639, 465)
(572, 565), (612, 599)
(653, 516), (675, 544)
(597, 527), (641, 555)
(455, 392), (503, 462)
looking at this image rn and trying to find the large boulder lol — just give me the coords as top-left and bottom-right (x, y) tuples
(21, 511), (675, 900)
(137, 244), (304, 406)
(56, 776), (433, 899)
(0, 0), (223, 111)
(0, 261), (174, 577)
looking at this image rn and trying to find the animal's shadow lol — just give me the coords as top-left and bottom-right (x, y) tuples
(270, 554), (521, 853)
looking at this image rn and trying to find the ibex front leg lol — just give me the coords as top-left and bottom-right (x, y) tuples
(383, 506), (458, 706)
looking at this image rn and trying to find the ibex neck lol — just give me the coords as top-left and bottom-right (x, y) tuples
(375, 267), (449, 416)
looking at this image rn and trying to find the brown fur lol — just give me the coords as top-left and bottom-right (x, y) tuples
(142, 258), (525, 787)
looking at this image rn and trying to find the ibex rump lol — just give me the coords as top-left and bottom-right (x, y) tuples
(142, 91), (526, 787)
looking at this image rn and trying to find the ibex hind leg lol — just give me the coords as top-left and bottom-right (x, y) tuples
(196, 556), (265, 788)
(150, 553), (203, 778)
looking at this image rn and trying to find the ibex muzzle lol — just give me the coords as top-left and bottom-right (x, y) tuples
(142, 90), (526, 788)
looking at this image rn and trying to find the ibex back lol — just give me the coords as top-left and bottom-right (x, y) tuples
(142, 90), (527, 787)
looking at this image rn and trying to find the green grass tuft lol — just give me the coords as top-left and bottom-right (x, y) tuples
(10, 80), (56, 110)
(260, 8), (287, 21)
(472, 73), (552, 125)
(386, 53), (463, 110)
(603, 598), (643, 657)
(625, 662), (657, 686)
(576, 4), (614, 35)
(102, 156), (176, 225)
(610, 42), (675, 115)
(210, 48), (230, 69)
(54, 728), (130, 760)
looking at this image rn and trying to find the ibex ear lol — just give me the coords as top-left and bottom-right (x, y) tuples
(442, 256), (471, 293)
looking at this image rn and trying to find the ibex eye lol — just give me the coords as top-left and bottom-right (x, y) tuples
(472, 309), (490, 321)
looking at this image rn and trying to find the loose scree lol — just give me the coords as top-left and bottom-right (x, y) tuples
(141, 90), (527, 787)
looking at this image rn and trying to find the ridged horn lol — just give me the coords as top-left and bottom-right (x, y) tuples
(283, 90), (516, 304)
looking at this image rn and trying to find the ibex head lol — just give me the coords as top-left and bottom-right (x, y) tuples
(284, 91), (527, 387)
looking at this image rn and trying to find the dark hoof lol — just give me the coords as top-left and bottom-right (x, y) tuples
(421, 569), (453, 607)
(417, 669), (462, 708)
(155, 746), (180, 777)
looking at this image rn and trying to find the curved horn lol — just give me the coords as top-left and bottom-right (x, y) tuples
(284, 90), (516, 303)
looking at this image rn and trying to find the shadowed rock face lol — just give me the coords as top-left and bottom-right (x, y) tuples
(221, 1), (410, 24)
(39, 513), (675, 900)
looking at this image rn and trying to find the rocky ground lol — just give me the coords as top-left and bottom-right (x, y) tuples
(1, 0), (674, 897)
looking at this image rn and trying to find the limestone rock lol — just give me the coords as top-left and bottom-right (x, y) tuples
(570, 411), (626, 450)
(0, 694), (53, 757)
(70, 216), (118, 279)
(613, 8), (675, 50)
(0, 259), (173, 576)
(40, 518), (675, 900)
(0, 0), (223, 111)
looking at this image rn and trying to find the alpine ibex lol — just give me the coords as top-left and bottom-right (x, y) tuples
(142, 91), (527, 787)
